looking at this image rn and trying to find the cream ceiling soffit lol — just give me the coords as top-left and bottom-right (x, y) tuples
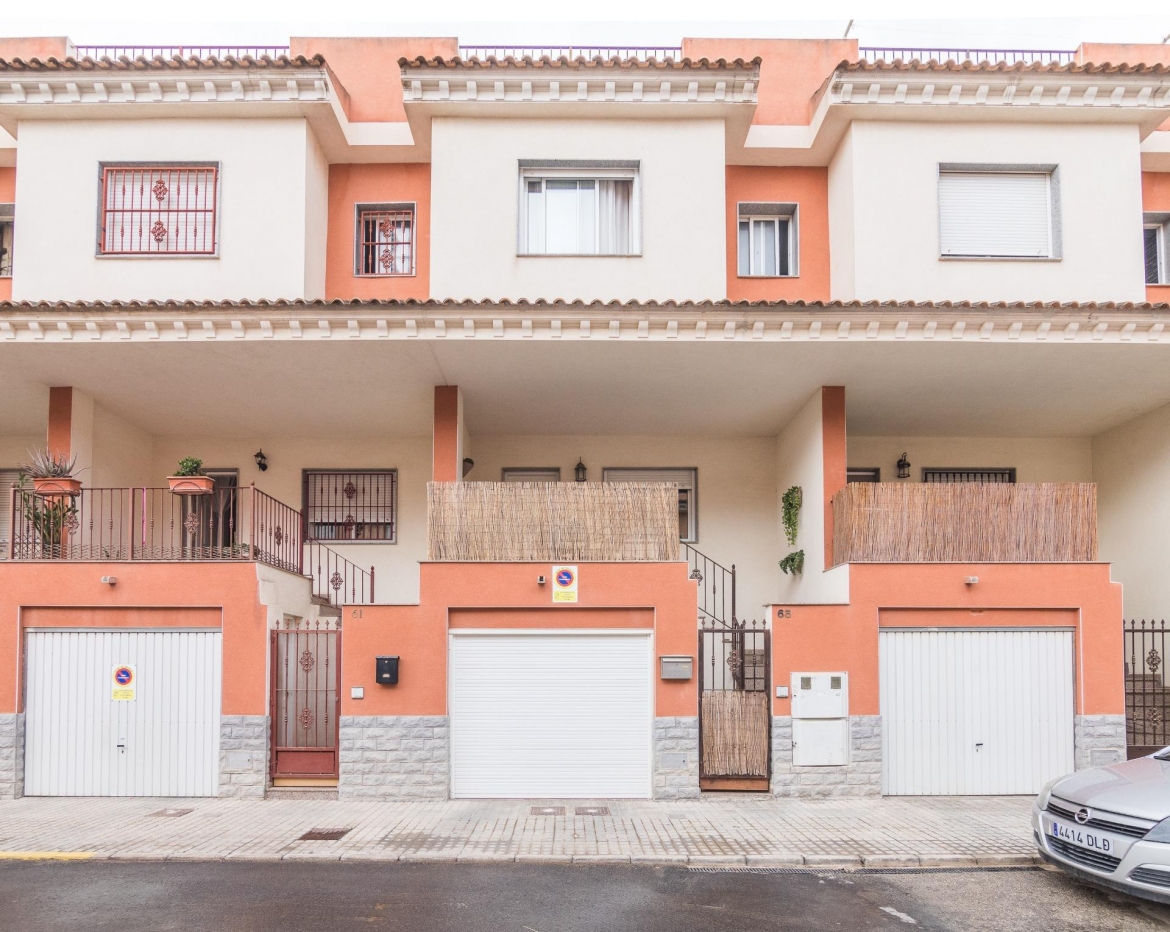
(2, 303), (1169, 345)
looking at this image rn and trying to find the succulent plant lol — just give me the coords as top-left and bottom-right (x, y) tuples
(19, 449), (78, 479)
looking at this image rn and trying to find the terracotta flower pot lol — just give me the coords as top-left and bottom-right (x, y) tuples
(31, 477), (81, 498)
(167, 475), (215, 495)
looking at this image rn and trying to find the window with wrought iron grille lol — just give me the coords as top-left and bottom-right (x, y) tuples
(355, 204), (415, 277)
(923, 468), (1016, 484)
(303, 470), (398, 542)
(99, 164), (219, 256)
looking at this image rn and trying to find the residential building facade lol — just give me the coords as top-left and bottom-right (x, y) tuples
(1, 35), (1169, 802)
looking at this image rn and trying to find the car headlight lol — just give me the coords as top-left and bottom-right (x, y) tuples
(1036, 777), (1062, 812)
(1145, 817), (1170, 843)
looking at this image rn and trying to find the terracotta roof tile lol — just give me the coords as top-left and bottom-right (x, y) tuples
(398, 54), (761, 71)
(2, 298), (1168, 312)
(0, 53), (325, 72)
(841, 58), (1170, 75)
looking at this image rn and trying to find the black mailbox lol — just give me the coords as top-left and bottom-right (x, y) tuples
(376, 656), (399, 685)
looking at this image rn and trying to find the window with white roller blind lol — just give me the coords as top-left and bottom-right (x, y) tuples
(0, 469), (22, 559)
(938, 170), (1055, 259)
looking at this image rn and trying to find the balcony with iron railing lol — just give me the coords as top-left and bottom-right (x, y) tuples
(832, 481), (1098, 565)
(858, 46), (1076, 66)
(5, 484), (374, 606)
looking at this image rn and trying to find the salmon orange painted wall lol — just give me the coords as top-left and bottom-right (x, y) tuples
(770, 561), (1123, 718)
(46, 387), (72, 458)
(325, 164), (431, 301)
(341, 561), (698, 718)
(725, 167), (831, 302)
(1144, 171), (1170, 304)
(821, 386), (846, 569)
(0, 562), (269, 715)
(288, 37), (458, 124)
(683, 38), (857, 125)
(432, 386), (460, 482)
(0, 166), (13, 301)
(0, 38), (69, 61)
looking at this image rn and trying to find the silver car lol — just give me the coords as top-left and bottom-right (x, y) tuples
(1033, 749), (1170, 903)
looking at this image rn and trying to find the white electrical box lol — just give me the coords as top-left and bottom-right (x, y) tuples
(791, 672), (849, 718)
(793, 718), (850, 766)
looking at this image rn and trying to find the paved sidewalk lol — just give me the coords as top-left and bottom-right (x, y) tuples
(0, 794), (1039, 866)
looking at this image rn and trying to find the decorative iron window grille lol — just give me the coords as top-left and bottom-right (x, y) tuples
(303, 470), (398, 543)
(922, 467), (1016, 484)
(99, 165), (218, 255)
(356, 205), (415, 276)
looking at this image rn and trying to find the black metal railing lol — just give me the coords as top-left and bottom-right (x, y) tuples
(1125, 619), (1170, 756)
(682, 542), (736, 625)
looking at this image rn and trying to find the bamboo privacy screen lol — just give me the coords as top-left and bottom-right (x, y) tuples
(701, 691), (770, 778)
(427, 481), (680, 562)
(832, 482), (1097, 564)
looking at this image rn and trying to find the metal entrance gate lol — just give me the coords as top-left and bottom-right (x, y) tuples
(1125, 619), (1169, 759)
(271, 617), (341, 779)
(698, 618), (771, 791)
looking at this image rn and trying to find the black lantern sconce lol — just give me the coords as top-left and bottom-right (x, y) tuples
(462, 457), (475, 478)
(896, 452), (911, 480)
(254, 449), (268, 472)
(574, 459), (588, 482)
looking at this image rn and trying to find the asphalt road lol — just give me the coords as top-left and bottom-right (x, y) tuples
(1, 861), (1168, 932)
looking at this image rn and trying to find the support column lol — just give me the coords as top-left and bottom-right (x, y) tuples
(821, 386), (847, 569)
(46, 386), (94, 482)
(432, 385), (465, 482)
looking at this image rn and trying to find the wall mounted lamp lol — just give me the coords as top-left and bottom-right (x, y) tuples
(575, 458), (587, 482)
(896, 453), (911, 479)
(254, 449), (268, 472)
(462, 457), (475, 478)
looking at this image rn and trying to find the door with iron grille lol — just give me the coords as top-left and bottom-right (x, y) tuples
(271, 618), (341, 779)
(698, 618), (771, 790)
(1125, 619), (1170, 759)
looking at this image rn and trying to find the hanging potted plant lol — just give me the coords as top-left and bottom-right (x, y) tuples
(167, 457), (215, 495)
(20, 449), (82, 498)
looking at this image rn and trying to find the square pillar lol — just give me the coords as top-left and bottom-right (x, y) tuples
(47, 386), (94, 482)
(432, 385), (466, 482)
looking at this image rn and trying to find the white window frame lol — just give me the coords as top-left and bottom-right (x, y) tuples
(737, 203), (798, 278)
(1145, 218), (1168, 285)
(354, 202), (417, 278)
(0, 204), (12, 278)
(602, 467), (697, 543)
(518, 166), (641, 257)
(501, 467), (562, 482)
(937, 166), (1059, 260)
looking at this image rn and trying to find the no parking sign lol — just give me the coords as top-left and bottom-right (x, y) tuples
(551, 565), (578, 603)
(112, 665), (136, 701)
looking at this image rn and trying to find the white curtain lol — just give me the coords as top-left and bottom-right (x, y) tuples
(598, 179), (632, 255)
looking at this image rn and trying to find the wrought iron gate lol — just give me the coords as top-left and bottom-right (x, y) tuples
(1125, 619), (1169, 758)
(271, 617), (341, 779)
(698, 618), (771, 790)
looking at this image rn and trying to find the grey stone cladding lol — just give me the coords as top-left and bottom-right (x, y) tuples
(0, 713), (23, 799)
(772, 715), (882, 798)
(1074, 714), (1127, 771)
(219, 715), (268, 798)
(338, 716), (449, 799)
(654, 716), (700, 800)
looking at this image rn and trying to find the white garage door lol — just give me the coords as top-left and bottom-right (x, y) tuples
(880, 629), (1075, 796)
(24, 629), (223, 796)
(449, 632), (652, 798)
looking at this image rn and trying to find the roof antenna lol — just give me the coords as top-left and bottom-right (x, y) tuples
(1162, 31), (1170, 44)
(843, 19), (855, 39)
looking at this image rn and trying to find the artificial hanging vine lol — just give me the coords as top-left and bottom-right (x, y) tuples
(780, 485), (804, 575)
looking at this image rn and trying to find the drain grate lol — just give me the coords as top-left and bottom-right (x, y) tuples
(530, 807), (566, 816)
(687, 866), (1041, 875)
(299, 828), (352, 842)
(575, 806), (610, 816)
(148, 808), (193, 818)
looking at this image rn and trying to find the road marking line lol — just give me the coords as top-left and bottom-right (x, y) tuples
(0, 852), (94, 861)
(879, 907), (918, 925)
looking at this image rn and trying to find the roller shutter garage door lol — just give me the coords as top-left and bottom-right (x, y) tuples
(449, 632), (652, 798)
(24, 629), (222, 796)
(880, 628), (1074, 795)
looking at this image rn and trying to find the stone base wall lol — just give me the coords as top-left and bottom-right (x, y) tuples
(654, 716), (700, 799)
(0, 713), (23, 799)
(338, 715), (449, 799)
(1075, 714), (1127, 770)
(219, 715), (268, 798)
(772, 715), (882, 798)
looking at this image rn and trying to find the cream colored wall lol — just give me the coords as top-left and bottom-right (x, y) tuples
(90, 403), (154, 488)
(468, 434), (778, 619)
(1093, 401), (1170, 620)
(847, 436), (1093, 484)
(0, 437), (41, 470)
(830, 121), (1147, 302)
(150, 436), (432, 604)
(429, 117), (727, 301)
(12, 119), (322, 302)
(303, 127), (329, 301)
(827, 124), (856, 301)
(775, 390), (849, 605)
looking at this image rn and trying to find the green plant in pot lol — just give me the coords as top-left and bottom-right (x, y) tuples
(167, 457), (214, 495)
(779, 485), (805, 576)
(13, 472), (78, 559)
(20, 449), (82, 498)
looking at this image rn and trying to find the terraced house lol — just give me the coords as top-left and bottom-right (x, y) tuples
(1, 34), (1169, 804)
